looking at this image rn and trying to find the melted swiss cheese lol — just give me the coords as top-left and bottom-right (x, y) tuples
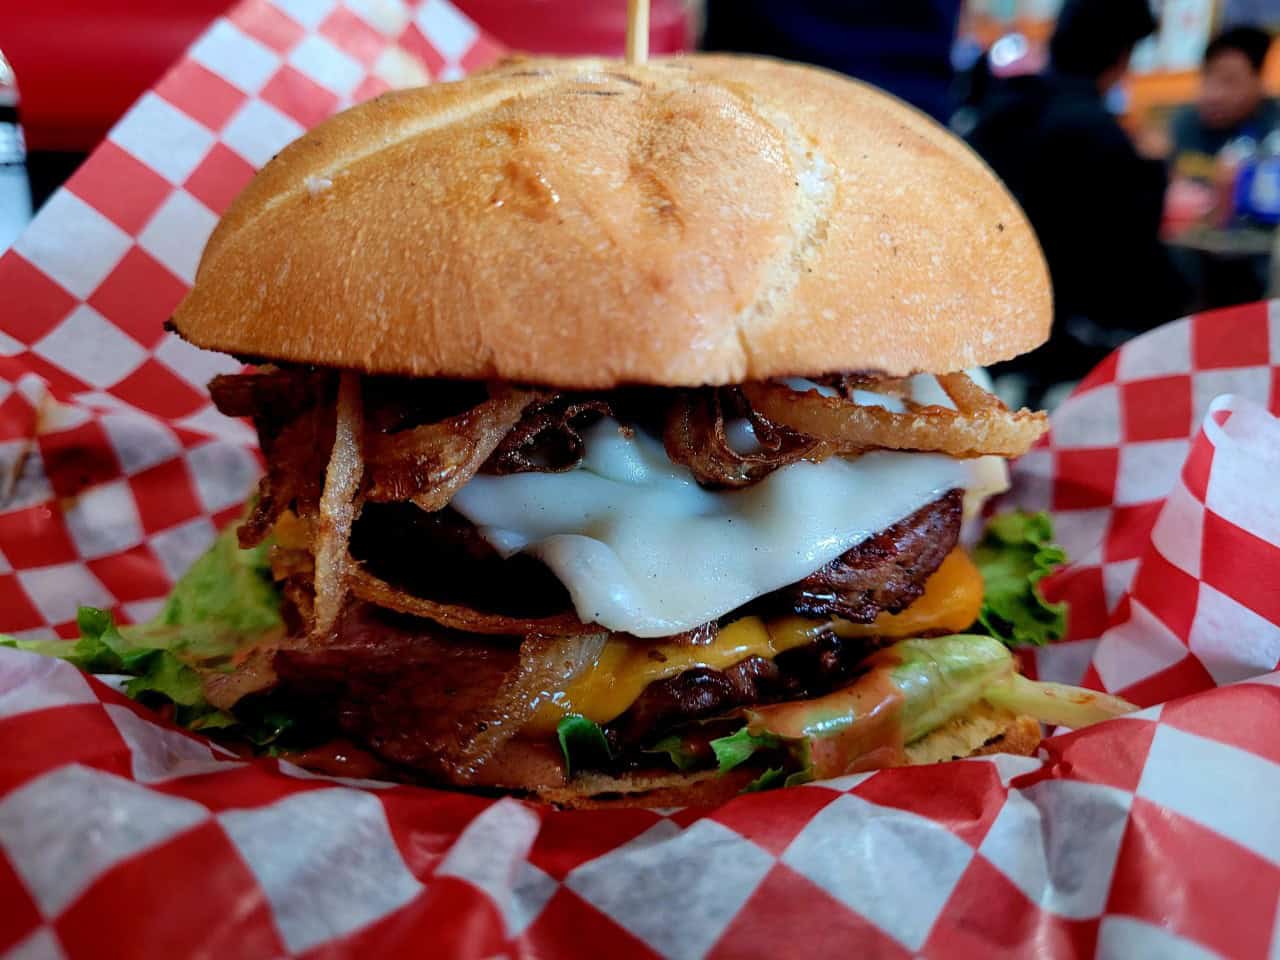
(452, 410), (971, 636)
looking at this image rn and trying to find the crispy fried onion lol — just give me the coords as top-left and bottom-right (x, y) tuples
(485, 395), (612, 474)
(347, 565), (600, 636)
(463, 630), (609, 777)
(363, 383), (543, 510)
(312, 372), (365, 639)
(741, 373), (1047, 459)
(664, 387), (836, 488)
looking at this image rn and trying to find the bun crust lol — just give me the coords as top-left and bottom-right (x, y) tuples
(173, 55), (1050, 387)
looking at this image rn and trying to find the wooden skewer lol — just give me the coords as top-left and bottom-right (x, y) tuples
(626, 0), (650, 65)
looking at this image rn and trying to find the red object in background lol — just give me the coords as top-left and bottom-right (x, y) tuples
(1163, 176), (1216, 236)
(0, 0), (235, 151)
(0, 0), (689, 155)
(455, 0), (690, 57)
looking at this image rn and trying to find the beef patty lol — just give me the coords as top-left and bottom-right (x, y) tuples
(350, 490), (963, 628)
(768, 489), (963, 621)
(274, 491), (963, 781)
(606, 490), (964, 751)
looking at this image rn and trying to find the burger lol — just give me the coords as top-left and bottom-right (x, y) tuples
(159, 55), (1131, 805)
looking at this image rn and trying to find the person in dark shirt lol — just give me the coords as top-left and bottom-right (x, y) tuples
(1170, 26), (1279, 183)
(965, 0), (1191, 397)
(702, 0), (963, 122)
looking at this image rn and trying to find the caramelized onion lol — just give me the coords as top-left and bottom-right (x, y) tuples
(347, 566), (597, 636)
(465, 630), (609, 776)
(364, 384), (543, 510)
(741, 375), (1047, 459)
(312, 372), (365, 639)
(485, 395), (611, 474)
(664, 388), (833, 488)
(936, 372), (1004, 412)
(815, 373), (914, 401)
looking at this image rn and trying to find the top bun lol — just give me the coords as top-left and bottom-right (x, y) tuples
(172, 55), (1051, 387)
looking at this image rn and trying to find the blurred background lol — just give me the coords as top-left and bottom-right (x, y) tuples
(2, 0), (1278, 406)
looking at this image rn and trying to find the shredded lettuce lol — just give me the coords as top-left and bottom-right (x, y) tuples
(973, 511), (1068, 648)
(556, 715), (613, 776)
(745, 634), (1136, 782)
(742, 634), (1014, 781)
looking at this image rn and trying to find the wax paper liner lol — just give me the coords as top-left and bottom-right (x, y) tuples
(0, 2), (1278, 958)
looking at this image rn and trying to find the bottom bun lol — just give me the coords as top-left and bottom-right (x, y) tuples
(533, 768), (761, 809)
(533, 703), (1041, 809)
(904, 701), (1042, 765)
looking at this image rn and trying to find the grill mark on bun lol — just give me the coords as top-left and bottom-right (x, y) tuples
(172, 55), (1051, 387)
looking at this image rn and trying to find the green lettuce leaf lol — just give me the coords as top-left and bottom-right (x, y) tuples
(744, 767), (786, 793)
(152, 528), (279, 636)
(709, 726), (781, 774)
(556, 715), (613, 776)
(1, 524), (287, 738)
(743, 633), (1135, 782)
(122, 648), (205, 707)
(744, 634), (1016, 781)
(4, 525), (284, 671)
(188, 710), (239, 732)
(2, 606), (223, 727)
(645, 733), (701, 772)
(982, 673), (1136, 729)
(231, 700), (301, 746)
(973, 511), (1068, 648)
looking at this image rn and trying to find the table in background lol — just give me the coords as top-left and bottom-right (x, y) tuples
(1166, 223), (1277, 309)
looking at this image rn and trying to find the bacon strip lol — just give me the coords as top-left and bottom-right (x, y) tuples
(272, 599), (608, 781)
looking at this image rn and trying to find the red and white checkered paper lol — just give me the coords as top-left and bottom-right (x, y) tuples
(1, 2), (1279, 957)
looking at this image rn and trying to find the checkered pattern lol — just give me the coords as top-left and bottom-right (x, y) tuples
(1009, 301), (1280, 699)
(1, 653), (1277, 959)
(0, 0), (502, 640)
(1082, 395), (1280, 705)
(2, 1), (1280, 957)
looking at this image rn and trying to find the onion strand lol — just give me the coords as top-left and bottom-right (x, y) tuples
(741, 375), (1047, 459)
(311, 372), (364, 640)
(363, 384), (542, 510)
(347, 565), (600, 636)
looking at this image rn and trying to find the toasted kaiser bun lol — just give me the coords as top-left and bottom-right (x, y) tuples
(172, 54), (1051, 387)
(534, 704), (1041, 809)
